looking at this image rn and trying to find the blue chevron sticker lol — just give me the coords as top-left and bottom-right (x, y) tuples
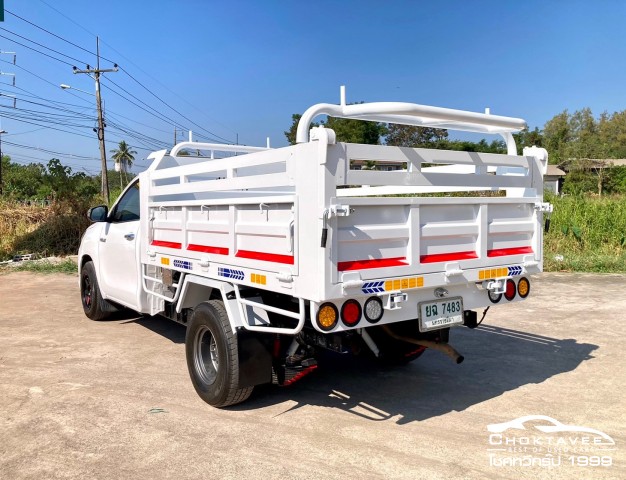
(508, 265), (523, 276)
(173, 259), (192, 270)
(218, 267), (244, 281)
(362, 281), (385, 294)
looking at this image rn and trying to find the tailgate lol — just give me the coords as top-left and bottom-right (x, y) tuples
(334, 197), (539, 282)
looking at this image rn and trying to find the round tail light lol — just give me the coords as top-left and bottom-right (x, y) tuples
(517, 277), (530, 298)
(317, 303), (338, 331)
(364, 297), (384, 323)
(341, 299), (362, 327)
(504, 279), (516, 301)
(488, 289), (502, 303)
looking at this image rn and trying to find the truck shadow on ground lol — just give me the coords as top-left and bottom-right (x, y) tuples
(124, 316), (597, 425)
(234, 325), (598, 425)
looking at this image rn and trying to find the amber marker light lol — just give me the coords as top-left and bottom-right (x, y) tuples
(517, 277), (530, 298)
(317, 303), (338, 331)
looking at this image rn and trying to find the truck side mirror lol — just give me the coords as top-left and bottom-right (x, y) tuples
(87, 205), (109, 222)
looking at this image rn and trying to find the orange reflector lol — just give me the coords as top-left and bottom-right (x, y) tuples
(317, 303), (338, 331)
(517, 277), (530, 298)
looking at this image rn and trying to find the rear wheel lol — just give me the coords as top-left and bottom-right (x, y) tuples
(80, 261), (113, 321)
(186, 300), (253, 407)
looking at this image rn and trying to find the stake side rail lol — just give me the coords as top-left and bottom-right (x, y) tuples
(140, 139), (545, 306)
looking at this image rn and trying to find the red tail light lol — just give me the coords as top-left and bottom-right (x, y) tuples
(341, 299), (362, 326)
(504, 279), (516, 301)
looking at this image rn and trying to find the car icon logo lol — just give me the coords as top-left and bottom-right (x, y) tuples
(487, 415), (615, 446)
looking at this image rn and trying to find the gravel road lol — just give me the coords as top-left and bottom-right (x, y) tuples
(0, 271), (624, 479)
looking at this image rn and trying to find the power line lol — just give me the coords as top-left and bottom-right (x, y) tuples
(99, 77), (201, 138)
(0, 32), (75, 67)
(0, 26), (89, 66)
(35, 0), (237, 140)
(120, 67), (233, 143)
(3, 139), (99, 159)
(0, 58), (92, 105)
(5, 9), (107, 61)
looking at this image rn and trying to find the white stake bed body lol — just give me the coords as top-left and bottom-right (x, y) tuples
(78, 89), (551, 407)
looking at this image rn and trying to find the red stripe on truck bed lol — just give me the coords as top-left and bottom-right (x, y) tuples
(420, 251), (478, 263)
(236, 250), (295, 265)
(338, 257), (408, 271)
(187, 244), (229, 255)
(487, 246), (534, 257)
(151, 240), (182, 249)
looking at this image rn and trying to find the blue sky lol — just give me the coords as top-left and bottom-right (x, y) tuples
(1, 0), (625, 173)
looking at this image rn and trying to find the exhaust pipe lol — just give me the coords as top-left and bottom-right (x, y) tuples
(381, 325), (464, 364)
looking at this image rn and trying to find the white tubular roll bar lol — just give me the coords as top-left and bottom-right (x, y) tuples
(295, 86), (526, 155)
(170, 142), (269, 157)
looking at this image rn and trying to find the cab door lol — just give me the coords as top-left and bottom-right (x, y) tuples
(98, 180), (141, 309)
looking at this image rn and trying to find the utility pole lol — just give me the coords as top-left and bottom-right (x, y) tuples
(0, 130), (7, 195)
(73, 37), (118, 204)
(0, 51), (15, 196)
(174, 126), (177, 146)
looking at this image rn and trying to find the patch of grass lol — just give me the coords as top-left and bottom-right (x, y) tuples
(544, 250), (626, 273)
(0, 200), (91, 262)
(0, 259), (77, 275)
(544, 194), (626, 273)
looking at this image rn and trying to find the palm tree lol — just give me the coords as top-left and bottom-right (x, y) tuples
(110, 140), (137, 188)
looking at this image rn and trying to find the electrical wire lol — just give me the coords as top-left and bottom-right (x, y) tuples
(5, 9), (106, 61)
(34, 1), (237, 140)
(119, 67), (233, 143)
(0, 58), (92, 106)
(0, 26), (89, 66)
(0, 32), (75, 67)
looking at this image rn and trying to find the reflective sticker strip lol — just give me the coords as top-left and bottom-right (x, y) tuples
(384, 276), (424, 291)
(218, 267), (244, 281)
(251, 273), (267, 285)
(338, 257), (407, 271)
(488, 246), (533, 257)
(478, 267), (509, 280)
(420, 251), (477, 263)
(160, 257), (170, 266)
(236, 250), (294, 265)
(173, 259), (192, 270)
(187, 244), (229, 255)
(151, 240), (182, 249)
(508, 265), (523, 276)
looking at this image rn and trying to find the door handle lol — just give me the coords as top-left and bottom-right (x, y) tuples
(124, 233), (135, 241)
(99, 238), (106, 243)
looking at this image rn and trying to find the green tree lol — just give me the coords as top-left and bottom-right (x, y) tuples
(513, 127), (543, 155)
(324, 116), (387, 144)
(284, 108), (386, 145)
(284, 114), (319, 145)
(385, 124), (448, 148)
(1, 156), (46, 199)
(543, 110), (571, 164)
(110, 140), (137, 187)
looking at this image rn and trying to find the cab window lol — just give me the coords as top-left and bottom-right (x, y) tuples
(111, 181), (140, 222)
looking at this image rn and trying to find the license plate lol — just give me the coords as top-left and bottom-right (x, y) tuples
(418, 297), (464, 332)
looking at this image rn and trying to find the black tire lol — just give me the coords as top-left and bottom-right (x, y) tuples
(185, 300), (253, 407)
(80, 261), (113, 321)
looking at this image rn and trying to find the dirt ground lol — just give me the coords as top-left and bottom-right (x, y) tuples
(0, 271), (624, 480)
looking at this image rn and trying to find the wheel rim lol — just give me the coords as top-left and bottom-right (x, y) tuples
(194, 325), (218, 385)
(82, 274), (92, 308)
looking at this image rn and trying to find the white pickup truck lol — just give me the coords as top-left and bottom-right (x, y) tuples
(78, 89), (551, 407)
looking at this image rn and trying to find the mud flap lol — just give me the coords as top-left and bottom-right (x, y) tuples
(237, 330), (273, 388)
